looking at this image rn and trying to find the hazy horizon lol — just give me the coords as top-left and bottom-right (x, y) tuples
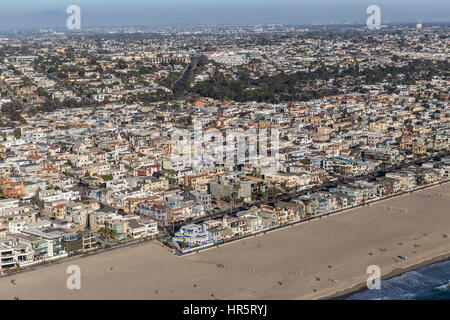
(0, 0), (449, 30)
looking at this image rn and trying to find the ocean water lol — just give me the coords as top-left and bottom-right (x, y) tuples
(347, 259), (450, 300)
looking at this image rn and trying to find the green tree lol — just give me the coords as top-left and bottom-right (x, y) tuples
(102, 174), (113, 181)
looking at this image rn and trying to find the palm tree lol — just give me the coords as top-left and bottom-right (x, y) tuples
(231, 191), (238, 206)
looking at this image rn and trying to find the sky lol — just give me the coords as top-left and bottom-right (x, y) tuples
(0, 0), (449, 28)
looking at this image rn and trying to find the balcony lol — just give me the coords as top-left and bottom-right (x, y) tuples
(1, 257), (15, 264)
(0, 252), (14, 258)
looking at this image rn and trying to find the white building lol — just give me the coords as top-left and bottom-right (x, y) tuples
(0, 238), (33, 271)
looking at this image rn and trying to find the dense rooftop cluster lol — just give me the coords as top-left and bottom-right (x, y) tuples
(0, 24), (448, 267)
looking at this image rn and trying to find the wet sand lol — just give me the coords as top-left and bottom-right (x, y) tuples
(0, 182), (449, 300)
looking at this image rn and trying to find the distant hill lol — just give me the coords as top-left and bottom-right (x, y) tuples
(0, 10), (67, 30)
(0, 10), (161, 30)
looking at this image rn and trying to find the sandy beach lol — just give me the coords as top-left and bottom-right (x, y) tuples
(0, 182), (449, 300)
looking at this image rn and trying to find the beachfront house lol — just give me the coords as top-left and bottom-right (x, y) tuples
(329, 186), (363, 205)
(274, 201), (305, 221)
(236, 211), (264, 233)
(127, 219), (159, 239)
(207, 228), (222, 243)
(173, 224), (211, 248)
(0, 237), (33, 271)
(222, 216), (246, 236)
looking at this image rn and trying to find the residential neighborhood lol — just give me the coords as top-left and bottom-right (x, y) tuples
(0, 24), (448, 270)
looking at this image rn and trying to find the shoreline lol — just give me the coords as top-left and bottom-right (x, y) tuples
(180, 179), (450, 256)
(323, 252), (450, 300)
(0, 181), (449, 300)
(1, 180), (447, 278)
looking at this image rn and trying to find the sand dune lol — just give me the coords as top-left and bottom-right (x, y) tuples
(0, 182), (449, 300)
